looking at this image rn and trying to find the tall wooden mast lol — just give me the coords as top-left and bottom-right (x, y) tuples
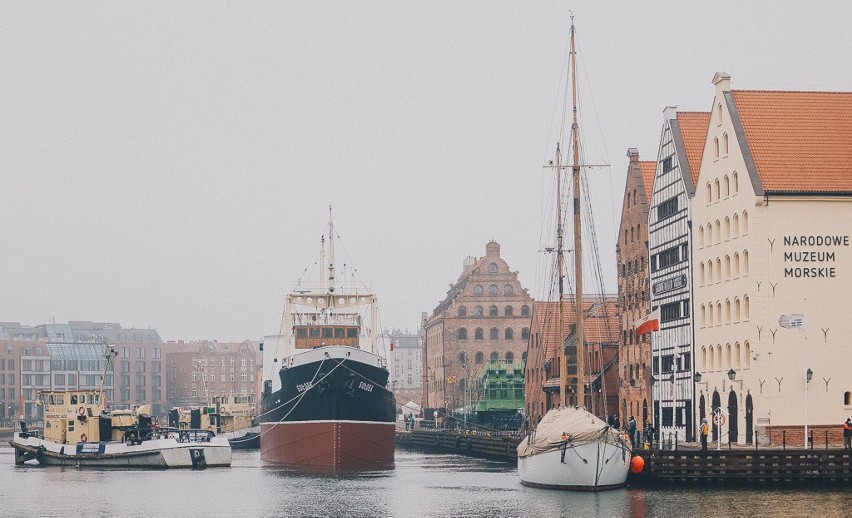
(569, 18), (585, 408)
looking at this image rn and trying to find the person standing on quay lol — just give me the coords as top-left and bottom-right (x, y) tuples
(701, 419), (710, 451)
(628, 416), (637, 449)
(843, 418), (852, 449)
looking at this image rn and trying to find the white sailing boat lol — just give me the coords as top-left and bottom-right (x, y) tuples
(517, 18), (631, 490)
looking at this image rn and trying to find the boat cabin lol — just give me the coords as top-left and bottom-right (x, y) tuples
(293, 324), (360, 349)
(37, 389), (153, 444)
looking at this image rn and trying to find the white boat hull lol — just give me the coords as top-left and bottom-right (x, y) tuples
(10, 433), (232, 468)
(518, 439), (630, 490)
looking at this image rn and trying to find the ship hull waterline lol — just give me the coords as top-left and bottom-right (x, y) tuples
(260, 420), (395, 470)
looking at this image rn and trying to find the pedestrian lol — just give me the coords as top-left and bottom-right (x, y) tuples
(560, 431), (569, 463)
(700, 418), (710, 451)
(628, 416), (637, 449)
(843, 418), (852, 449)
(644, 420), (655, 449)
(613, 415), (620, 430)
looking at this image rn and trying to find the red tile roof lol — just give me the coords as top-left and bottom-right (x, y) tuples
(731, 90), (852, 193)
(676, 111), (710, 186)
(531, 297), (619, 359)
(639, 160), (656, 200)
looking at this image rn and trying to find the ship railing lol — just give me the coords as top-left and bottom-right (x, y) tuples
(15, 420), (41, 440)
(121, 426), (215, 444)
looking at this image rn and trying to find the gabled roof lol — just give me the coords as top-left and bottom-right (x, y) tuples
(530, 297), (619, 359)
(639, 160), (656, 200)
(675, 111), (711, 187)
(730, 90), (852, 193)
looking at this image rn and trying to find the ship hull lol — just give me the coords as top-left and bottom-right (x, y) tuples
(260, 346), (396, 470)
(260, 420), (395, 469)
(518, 440), (630, 490)
(10, 433), (232, 468)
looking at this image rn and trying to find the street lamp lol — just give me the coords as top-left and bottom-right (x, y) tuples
(806, 368), (813, 383)
(727, 368), (743, 390)
(693, 371), (709, 392)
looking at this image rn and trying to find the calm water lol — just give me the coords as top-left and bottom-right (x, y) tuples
(1, 445), (850, 517)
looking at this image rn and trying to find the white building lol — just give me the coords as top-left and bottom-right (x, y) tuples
(648, 108), (709, 443)
(691, 73), (852, 446)
(385, 327), (423, 410)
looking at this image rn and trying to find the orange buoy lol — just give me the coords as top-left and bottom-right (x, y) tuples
(630, 455), (645, 474)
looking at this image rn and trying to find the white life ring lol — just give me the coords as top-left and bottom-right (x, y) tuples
(78, 406), (86, 416)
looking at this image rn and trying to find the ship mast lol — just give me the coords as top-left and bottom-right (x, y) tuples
(555, 142), (567, 408)
(569, 19), (585, 409)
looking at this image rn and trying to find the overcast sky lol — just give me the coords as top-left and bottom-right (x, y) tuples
(2, 2), (851, 342)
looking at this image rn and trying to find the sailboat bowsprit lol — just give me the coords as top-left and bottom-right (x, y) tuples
(517, 18), (632, 490)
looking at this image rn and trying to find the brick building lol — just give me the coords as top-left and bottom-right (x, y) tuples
(166, 340), (262, 408)
(615, 148), (657, 429)
(423, 241), (533, 414)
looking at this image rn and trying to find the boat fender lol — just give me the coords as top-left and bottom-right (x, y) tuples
(80, 434), (88, 442)
(78, 406), (86, 416)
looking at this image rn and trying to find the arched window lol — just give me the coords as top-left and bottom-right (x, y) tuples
(723, 133), (729, 156)
(706, 183), (712, 203)
(742, 211), (749, 234)
(715, 220), (721, 243)
(744, 296), (750, 320)
(631, 227), (635, 242)
(458, 306), (467, 317)
(725, 217), (731, 240)
(724, 175), (730, 197)
(714, 137), (720, 159)
(714, 179), (721, 200)
(506, 352), (514, 362)
(735, 342), (741, 368)
(488, 285), (498, 296)
(504, 306), (513, 317)
(733, 253), (740, 277)
(716, 258), (722, 281)
(698, 226), (705, 247)
(743, 250), (750, 274)
(489, 327), (499, 340)
(474, 285), (483, 296)
(707, 303), (714, 326)
(702, 346), (708, 371)
(744, 342), (751, 368)
(504, 285), (513, 296)
(725, 299), (731, 322)
(725, 255), (731, 279)
(732, 171), (739, 193)
(699, 263), (705, 285)
(718, 102), (723, 122)
(475, 328), (484, 340)
(522, 351), (527, 362)
(505, 328), (514, 340)
(490, 352), (499, 361)
(716, 302), (722, 325)
(716, 345), (722, 370)
(706, 260), (712, 284)
(457, 328), (467, 340)
(458, 352), (468, 365)
(725, 343), (731, 369)
(488, 262), (498, 273)
(700, 304), (706, 326)
(489, 306), (498, 317)
(521, 327), (530, 340)
(475, 351), (484, 364)
(521, 305), (530, 317)
(734, 298), (741, 321)
(474, 306), (483, 317)
(707, 221), (713, 243)
(845, 391), (851, 405)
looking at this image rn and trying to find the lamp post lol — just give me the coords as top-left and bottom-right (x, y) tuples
(727, 368), (743, 391)
(805, 367), (813, 448)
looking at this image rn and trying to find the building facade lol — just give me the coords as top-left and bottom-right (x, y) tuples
(385, 327), (423, 410)
(166, 340), (262, 408)
(692, 73), (852, 445)
(647, 109), (710, 442)
(423, 241), (533, 415)
(524, 296), (620, 425)
(616, 148), (657, 430)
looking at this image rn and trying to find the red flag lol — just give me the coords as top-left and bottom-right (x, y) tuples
(636, 308), (660, 336)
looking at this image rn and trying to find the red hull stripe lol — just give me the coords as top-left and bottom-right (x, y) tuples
(260, 421), (395, 470)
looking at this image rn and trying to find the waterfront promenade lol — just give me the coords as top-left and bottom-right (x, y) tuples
(396, 428), (852, 486)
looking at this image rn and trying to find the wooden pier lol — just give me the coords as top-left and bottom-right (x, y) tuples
(397, 429), (852, 485)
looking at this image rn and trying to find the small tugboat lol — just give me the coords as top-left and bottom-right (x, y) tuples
(169, 393), (260, 449)
(10, 348), (232, 468)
